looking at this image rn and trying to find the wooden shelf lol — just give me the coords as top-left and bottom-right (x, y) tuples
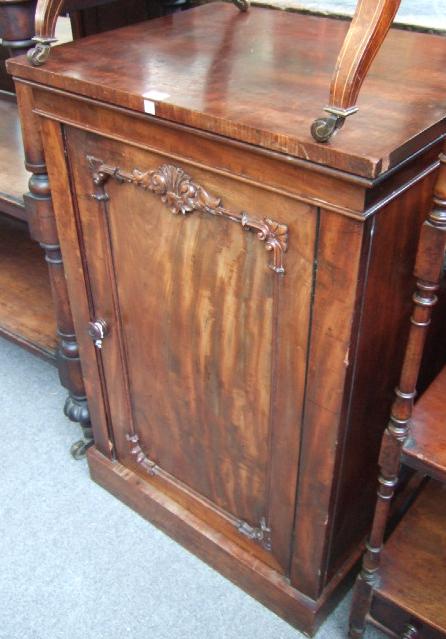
(403, 366), (446, 483)
(373, 480), (446, 635)
(0, 96), (29, 221)
(0, 215), (57, 361)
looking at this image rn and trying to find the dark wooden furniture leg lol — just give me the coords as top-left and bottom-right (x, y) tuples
(0, 0), (36, 60)
(348, 150), (446, 637)
(311, 0), (401, 142)
(15, 81), (92, 457)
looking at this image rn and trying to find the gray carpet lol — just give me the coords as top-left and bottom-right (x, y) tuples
(0, 336), (384, 639)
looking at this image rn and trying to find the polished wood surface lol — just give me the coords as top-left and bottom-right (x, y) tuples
(0, 98), (28, 220)
(7, 4), (446, 178)
(0, 214), (56, 358)
(403, 365), (446, 483)
(376, 480), (446, 635)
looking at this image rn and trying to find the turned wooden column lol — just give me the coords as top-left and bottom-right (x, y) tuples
(0, 0), (36, 56)
(349, 150), (446, 638)
(15, 80), (92, 457)
(0, 0), (36, 91)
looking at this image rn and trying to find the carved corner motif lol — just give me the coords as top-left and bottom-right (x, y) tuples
(236, 517), (272, 551)
(126, 433), (158, 476)
(241, 214), (288, 274)
(87, 156), (288, 274)
(88, 155), (112, 187)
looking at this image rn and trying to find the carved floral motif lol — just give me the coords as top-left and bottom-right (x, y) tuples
(236, 516), (272, 551)
(126, 433), (158, 476)
(88, 156), (288, 274)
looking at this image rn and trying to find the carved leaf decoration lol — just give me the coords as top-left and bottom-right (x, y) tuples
(131, 169), (154, 191)
(196, 186), (222, 211)
(126, 433), (158, 476)
(87, 156), (288, 274)
(264, 218), (288, 252)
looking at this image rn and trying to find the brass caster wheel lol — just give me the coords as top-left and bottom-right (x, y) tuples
(27, 42), (51, 67)
(311, 113), (345, 143)
(70, 439), (93, 460)
(232, 0), (250, 11)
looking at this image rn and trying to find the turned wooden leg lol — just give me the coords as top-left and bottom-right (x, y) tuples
(0, 0), (37, 93)
(348, 570), (373, 638)
(14, 81), (93, 457)
(0, 0), (37, 57)
(349, 148), (446, 636)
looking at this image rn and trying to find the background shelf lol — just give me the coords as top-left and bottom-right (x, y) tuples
(0, 215), (57, 361)
(0, 97), (29, 221)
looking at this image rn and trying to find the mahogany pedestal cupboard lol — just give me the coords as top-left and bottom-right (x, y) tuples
(8, 5), (446, 634)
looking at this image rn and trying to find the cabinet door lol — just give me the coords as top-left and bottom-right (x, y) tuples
(65, 126), (316, 574)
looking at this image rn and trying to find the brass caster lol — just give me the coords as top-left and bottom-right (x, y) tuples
(70, 439), (93, 460)
(27, 42), (51, 67)
(232, 0), (250, 11)
(311, 113), (345, 143)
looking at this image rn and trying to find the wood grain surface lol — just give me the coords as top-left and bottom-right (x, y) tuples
(64, 125), (316, 573)
(7, 3), (446, 178)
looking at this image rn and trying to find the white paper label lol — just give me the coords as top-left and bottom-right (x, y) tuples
(143, 99), (156, 115)
(142, 90), (170, 115)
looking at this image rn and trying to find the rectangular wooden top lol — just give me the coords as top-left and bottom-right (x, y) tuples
(7, 3), (446, 178)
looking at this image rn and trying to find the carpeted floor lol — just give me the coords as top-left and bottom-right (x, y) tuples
(0, 336), (385, 639)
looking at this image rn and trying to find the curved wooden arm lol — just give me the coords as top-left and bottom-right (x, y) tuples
(34, 0), (63, 40)
(311, 0), (401, 142)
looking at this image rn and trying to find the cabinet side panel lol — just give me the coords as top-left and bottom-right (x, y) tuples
(326, 170), (438, 581)
(291, 210), (364, 599)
